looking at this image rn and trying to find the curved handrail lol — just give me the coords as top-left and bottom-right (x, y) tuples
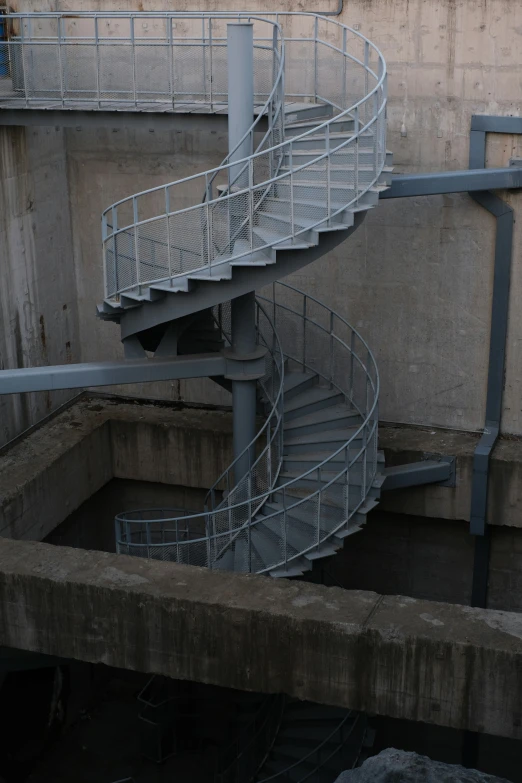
(115, 282), (380, 574)
(92, 12), (386, 299)
(259, 709), (361, 782)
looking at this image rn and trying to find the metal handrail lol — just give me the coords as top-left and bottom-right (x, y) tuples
(115, 282), (379, 575)
(258, 709), (360, 782)
(0, 12), (386, 298)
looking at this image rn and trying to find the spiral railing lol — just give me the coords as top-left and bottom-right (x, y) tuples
(1, 10), (385, 575)
(0, 12), (385, 303)
(115, 282), (379, 574)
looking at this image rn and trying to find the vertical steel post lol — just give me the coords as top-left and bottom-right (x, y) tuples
(227, 22), (254, 191)
(231, 291), (257, 486)
(227, 23), (257, 489)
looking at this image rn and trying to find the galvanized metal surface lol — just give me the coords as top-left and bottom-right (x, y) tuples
(381, 167), (522, 198)
(115, 282), (380, 577)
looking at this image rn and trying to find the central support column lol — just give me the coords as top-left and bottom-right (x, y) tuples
(227, 23), (258, 488)
(231, 292), (258, 485)
(227, 22), (254, 190)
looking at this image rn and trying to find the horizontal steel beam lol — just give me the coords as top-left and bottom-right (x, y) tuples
(381, 167), (522, 199)
(382, 458), (455, 491)
(0, 352), (264, 395)
(471, 115), (522, 134)
(0, 108), (237, 131)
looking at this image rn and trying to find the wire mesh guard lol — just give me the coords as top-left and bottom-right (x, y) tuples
(115, 282), (379, 575)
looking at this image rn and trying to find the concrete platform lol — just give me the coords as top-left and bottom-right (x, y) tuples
(0, 535), (521, 740)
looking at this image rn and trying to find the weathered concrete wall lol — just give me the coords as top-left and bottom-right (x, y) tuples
(322, 510), (522, 614)
(10, 0), (521, 435)
(0, 125), (80, 447)
(45, 478), (208, 553)
(1, 536), (522, 740)
(65, 120), (231, 408)
(0, 396), (233, 542)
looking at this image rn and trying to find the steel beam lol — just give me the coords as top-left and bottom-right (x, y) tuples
(471, 115), (522, 134)
(0, 352), (265, 395)
(227, 22), (254, 190)
(230, 292), (258, 485)
(381, 167), (522, 199)
(382, 458), (455, 491)
(0, 108), (233, 132)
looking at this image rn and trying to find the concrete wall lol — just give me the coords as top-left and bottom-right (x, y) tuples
(6, 0), (522, 434)
(0, 396), (233, 542)
(45, 478), (208, 553)
(321, 510), (522, 614)
(3, 537), (522, 740)
(0, 125), (80, 447)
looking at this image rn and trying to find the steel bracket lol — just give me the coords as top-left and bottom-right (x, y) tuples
(223, 346), (267, 381)
(382, 454), (456, 491)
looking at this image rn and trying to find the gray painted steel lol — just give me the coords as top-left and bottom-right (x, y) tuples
(0, 353), (266, 394)
(466, 117), (517, 609)
(382, 459), (454, 491)
(231, 292), (258, 485)
(381, 167), (522, 198)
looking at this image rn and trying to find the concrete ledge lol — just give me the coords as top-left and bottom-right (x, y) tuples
(0, 397), (233, 541)
(379, 423), (522, 528)
(1, 536), (522, 740)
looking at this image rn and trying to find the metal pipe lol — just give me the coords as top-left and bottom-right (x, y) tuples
(231, 291), (258, 486)
(227, 22), (254, 191)
(466, 119), (515, 610)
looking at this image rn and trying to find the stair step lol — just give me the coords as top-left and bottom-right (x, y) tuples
(284, 386), (344, 420)
(269, 560), (311, 578)
(283, 427), (365, 453)
(283, 404), (361, 436)
(282, 450), (384, 472)
(263, 500), (345, 534)
(250, 526), (281, 571)
(285, 119), (356, 136)
(213, 548), (234, 572)
(277, 469), (384, 493)
(283, 370), (318, 400)
(284, 102), (333, 124)
(257, 515), (315, 557)
(233, 535), (249, 572)
(253, 226), (315, 250)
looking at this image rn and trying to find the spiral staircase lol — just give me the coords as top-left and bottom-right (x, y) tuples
(0, 7), (390, 589)
(0, 10), (389, 782)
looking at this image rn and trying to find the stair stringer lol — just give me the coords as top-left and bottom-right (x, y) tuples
(104, 209), (368, 339)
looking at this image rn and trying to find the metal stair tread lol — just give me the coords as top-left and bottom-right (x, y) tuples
(283, 427), (364, 448)
(250, 525), (281, 570)
(252, 225), (315, 249)
(283, 403), (360, 430)
(283, 450), (385, 464)
(262, 501), (346, 534)
(283, 385), (343, 415)
(213, 548), (234, 572)
(256, 514), (316, 556)
(283, 370), (318, 398)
